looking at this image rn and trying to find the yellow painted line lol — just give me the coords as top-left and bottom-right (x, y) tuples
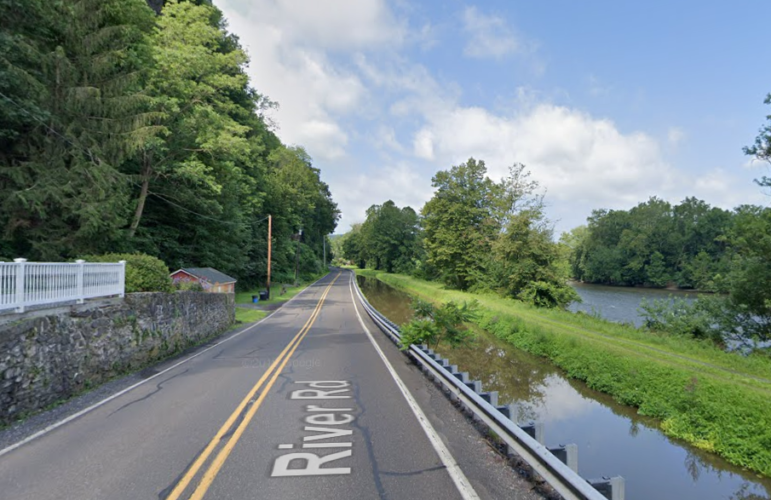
(165, 273), (340, 500)
(189, 272), (342, 500)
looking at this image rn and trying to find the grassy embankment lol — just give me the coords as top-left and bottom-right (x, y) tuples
(234, 273), (328, 324)
(356, 268), (771, 477)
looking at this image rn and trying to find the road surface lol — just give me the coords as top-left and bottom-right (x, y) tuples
(0, 270), (543, 500)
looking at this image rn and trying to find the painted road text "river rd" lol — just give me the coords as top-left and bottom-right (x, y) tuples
(271, 381), (356, 477)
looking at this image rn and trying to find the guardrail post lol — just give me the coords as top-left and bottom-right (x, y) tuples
(548, 444), (578, 473)
(479, 391), (498, 407)
(588, 476), (625, 500)
(75, 259), (85, 304)
(496, 404), (515, 419)
(454, 372), (470, 383)
(13, 258), (26, 313)
(518, 421), (544, 444)
(465, 380), (482, 393)
(118, 260), (126, 298)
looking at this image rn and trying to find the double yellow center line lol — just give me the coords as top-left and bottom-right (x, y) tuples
(167, 272), (342, 500)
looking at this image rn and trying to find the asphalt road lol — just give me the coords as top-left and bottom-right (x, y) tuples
(0, 269), (544, 500)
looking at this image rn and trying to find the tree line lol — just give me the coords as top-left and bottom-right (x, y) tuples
(0, 0), (339, 287)
(341, 160), (579, 308)
(340, 91), (771, 343)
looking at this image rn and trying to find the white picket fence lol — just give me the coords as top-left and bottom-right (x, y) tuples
(0, 259), (126, 313)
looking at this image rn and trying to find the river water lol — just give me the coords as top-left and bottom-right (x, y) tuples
(357, 275), (771, 500)
(568, 282), (700, 327)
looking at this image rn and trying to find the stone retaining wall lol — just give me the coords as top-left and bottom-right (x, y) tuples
(0, 292), (235, 424)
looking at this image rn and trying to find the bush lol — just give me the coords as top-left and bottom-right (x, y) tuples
(399, 298), (477, 350)
(82, 253), (172, 293)
(175, 280), (204, 292)
(518, 280), (582, 309)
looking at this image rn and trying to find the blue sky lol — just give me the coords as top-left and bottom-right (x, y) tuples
(217, 0), (771, 235)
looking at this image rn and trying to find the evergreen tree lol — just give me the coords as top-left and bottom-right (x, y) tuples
(0, 0), (157, 259)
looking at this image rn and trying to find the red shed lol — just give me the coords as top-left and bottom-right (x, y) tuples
(170, 267), (237, 293)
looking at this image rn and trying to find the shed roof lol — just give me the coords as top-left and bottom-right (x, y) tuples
(175, 267), (237, 284)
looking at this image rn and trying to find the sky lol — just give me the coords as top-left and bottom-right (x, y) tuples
(215, 0), (771, 236)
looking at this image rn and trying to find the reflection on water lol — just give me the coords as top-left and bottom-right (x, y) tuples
(357, 275), (771, 500)
(568, 281), (700, 327)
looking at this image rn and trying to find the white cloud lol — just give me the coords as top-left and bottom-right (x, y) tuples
(372, 125), (406, 153)
(214, 0), (766, 236)
(413, 129), (435, 160)
(413, 103), (675, 209)
(226, 0), (405, 50)
(462, 6), (522, 59)
(217, 0), (404, 162)
(668, 126), (685, 146)
(333, 162), (433, 230)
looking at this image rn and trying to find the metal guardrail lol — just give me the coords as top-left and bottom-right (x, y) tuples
(351, 274), (624, 500)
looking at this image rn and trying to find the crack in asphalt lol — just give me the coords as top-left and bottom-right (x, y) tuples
(107, 369), (190, 417)
(157, 439), (210, 500)
(381, 464), (448, 477)
(351, 381), (387, 500)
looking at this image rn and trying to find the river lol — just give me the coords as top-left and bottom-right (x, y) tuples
(356, 275), (771, 500)
(568, 281), (700, 327)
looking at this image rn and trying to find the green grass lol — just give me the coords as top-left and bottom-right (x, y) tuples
(357, 268), (771, 477)
(235, 308), (267, 323)
(236, 273), (326, 306)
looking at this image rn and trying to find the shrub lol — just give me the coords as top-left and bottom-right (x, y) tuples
(82, 253), (173, 293)
(400, 298), (477, 350)
(175, 280), (204, 292)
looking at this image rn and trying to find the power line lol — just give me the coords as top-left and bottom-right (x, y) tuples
(148, 190), (269, 227)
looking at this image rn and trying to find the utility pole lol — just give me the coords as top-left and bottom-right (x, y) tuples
(294, 228), (302, 285)
(323, 236), (326, 269)
(266, 214), (272, 299)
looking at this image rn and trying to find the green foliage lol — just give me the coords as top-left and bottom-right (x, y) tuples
(519, 280), (580, 309)
(0, 0), (338, 289)
(640, 297), (723, 343)
(421, 158), (501, 290)
(489, 208), (579, 308)
(174, 280), (204, 292)
(566, 196), (771, 342)
(83, 253), (172, 293)
(0, 0), (157, 259)
(743, 93), (771, 187)
(342, 201), (421, 273)
(399, 298), (477, 349)
(566, 197), (732, 289)
(344, 160), (575, 310)
(362, 269), (771, 476)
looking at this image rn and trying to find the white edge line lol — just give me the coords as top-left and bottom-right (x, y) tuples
(0, 273), (333, 459)
(348, 272), (480, 500)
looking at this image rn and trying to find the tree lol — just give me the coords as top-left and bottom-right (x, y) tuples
(491, 208), (579, 308)
(570, 197), (732, 289)
(128, 0), (253, 238)
(356, 200), (421, 273)
(0, 0), (157, 259)
(0, 0), (340, 291)
(744, 93), (771, 188)
(421, 158), (501, 290)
